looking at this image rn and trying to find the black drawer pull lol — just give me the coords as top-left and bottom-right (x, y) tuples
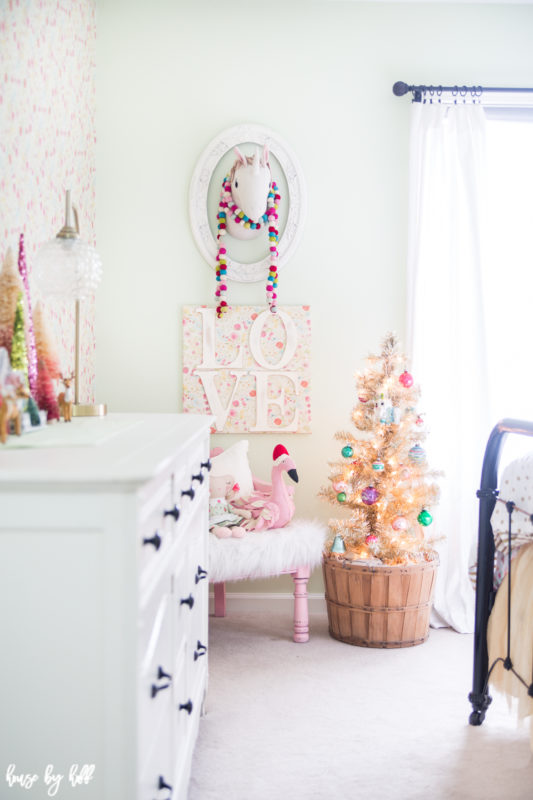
(180, 594), (194, 609)
(181, 487), (195, 500)
(151, 681), (171, 698)
(195, 565), (208, 584)
(157, 666), (172, 681)
(194, 641), (207, 661)
(179, 700), (193, 715)
(154, 775), (172, 799)
(143, 532), (161, 550)
(201, 459), (212, 472)
(192, 472), (204, 484)
(163, 505), (180, 522)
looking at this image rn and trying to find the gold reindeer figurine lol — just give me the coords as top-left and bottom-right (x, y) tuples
(57, 373), (75, 422)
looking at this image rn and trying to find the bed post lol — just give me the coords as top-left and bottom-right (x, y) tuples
(469, 418), (533, 725)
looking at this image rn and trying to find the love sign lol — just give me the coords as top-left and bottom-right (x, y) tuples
(182, 305), (311, 433)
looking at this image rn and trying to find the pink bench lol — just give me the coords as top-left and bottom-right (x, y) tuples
(208, 519), (327, 643)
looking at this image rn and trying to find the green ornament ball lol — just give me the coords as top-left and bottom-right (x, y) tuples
(341, 445), (354, 459)
(417, 509), (433, 527)
(337, 492), (347, 503)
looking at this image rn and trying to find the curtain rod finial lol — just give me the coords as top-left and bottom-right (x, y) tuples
(393, 81), (410, 97)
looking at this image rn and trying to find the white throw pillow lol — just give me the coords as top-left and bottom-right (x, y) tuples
(210, 440), (254, 499)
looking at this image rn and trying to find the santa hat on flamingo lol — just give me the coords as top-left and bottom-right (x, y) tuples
(273, 444), (289, 464)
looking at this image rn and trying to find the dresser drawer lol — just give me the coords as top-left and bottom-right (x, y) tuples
(138, 711), (173, 800)
(138, 585), (173, 771)
(139, 478), (175, 588)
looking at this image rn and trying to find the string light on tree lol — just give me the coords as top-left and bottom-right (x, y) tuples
(319, 332), (441, 565)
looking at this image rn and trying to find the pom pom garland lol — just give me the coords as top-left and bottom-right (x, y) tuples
(216, 175), (280, 318)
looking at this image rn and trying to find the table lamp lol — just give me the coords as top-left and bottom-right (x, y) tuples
(34, 190), (106, 416)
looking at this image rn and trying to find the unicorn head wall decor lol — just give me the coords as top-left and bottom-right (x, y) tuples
(215, 144), (281, 318)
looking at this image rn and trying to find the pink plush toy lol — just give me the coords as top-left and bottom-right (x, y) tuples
(209, 474), (252, 539)
(233, 444), (299, 531)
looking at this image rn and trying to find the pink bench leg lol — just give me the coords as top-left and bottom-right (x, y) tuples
(214, 582), (226, 617)
(292, 565), (311, 643)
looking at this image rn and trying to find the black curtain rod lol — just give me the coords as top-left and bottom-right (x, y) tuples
(393, 81), (533, 103)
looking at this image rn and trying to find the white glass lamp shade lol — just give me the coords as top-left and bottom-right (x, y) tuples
(33, 236), (102, 301)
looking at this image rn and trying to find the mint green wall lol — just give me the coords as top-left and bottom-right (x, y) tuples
(96, 1), (533, 595)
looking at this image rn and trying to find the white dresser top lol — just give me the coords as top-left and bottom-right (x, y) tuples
(0, 413), (213, 489)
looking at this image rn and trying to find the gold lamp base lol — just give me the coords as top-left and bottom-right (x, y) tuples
(72, 403), (107, 418)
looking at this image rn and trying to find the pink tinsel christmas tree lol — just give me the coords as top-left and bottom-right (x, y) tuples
(17, 233), (38, 396)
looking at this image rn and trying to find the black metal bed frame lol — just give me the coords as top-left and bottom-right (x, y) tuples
(469, 417), (533, 725)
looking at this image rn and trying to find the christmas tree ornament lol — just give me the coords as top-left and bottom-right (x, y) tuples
(408, 444), (426, 464)
(17, 234), (38, 397)
(332, 480), (347, 493)
(331, 534), (346, 554)
(336, 492), (347, 503)
(372, 459), (385, 471)
(416, 415), (424, 426)
(392, 516), (408, 531)
(417, 509), (433, 526)
(341, 445), (354, 458)
(361, 486), (379, 505)
(358, 393), (369, 403)
(400, 466), (412, 481)
(365, 534), (378, 545)
(399, 370), (414, 388)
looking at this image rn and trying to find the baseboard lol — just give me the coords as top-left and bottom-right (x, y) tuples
(209, 591), (326, 616)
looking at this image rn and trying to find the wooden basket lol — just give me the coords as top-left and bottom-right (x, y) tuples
(323, 556), (439, 648)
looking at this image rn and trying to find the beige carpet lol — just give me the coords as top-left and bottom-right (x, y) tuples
(189, 611), (533, 800)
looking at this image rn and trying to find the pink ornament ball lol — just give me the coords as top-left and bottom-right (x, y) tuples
(399, 370), (414, 388)
(392, 516), (408, 531)
(332, 481), (348, 493)
(365, 534), (378, 544)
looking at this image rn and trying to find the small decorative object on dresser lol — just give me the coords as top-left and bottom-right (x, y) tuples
(57, 372), (74, 421)
(0, 413), (213, 799)
(33, 189), (106, 417)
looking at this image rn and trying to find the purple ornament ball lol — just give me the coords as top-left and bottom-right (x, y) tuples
(361, 486), (379, 506)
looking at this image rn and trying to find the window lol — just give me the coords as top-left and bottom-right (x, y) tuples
(483, 109), (533, 461)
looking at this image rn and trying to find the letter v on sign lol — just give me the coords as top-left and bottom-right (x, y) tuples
(193, 370), (247, 431)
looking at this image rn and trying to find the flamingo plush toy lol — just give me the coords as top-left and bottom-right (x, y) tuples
(232, 444), (299, 531)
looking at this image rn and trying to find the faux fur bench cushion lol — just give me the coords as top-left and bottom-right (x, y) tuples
(208, 518), (327, 584)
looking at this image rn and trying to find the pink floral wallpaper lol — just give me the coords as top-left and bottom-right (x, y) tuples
(0, 0), (97, 402)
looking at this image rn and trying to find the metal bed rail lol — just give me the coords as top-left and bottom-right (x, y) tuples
(469, 418), (533, 725)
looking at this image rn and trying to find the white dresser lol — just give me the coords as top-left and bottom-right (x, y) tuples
(0, 413), (213, 800)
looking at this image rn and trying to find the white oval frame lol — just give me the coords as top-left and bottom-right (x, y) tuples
(189, 123), (307, 283)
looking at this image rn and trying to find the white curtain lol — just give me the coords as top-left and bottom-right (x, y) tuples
(406, 103), (491, 633)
